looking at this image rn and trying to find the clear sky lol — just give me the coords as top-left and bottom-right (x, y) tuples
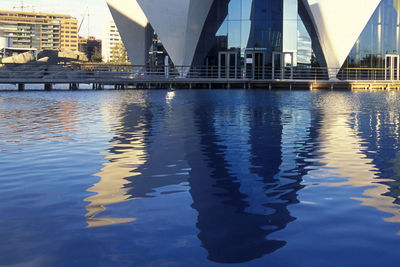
(1, 0), (113, 39)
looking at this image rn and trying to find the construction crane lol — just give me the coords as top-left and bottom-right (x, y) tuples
(12, 1), (25, 11)
(12, 1), (35, 12)
(78, 7), (90, 37)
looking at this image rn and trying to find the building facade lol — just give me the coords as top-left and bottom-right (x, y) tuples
(59, 17), (79, 51)
(0, 10), (78, 51)
(79, 36), (102, 61)
(102, 20), (129, 62)
(106, 0), (400, 79)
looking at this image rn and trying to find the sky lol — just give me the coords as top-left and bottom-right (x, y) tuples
(1, 0), (113, 38)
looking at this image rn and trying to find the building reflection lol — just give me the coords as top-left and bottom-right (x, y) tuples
(122, 95), (190, 199)
(0, 97), (79, 147)
(186, 92), (316, 263)
(85, 97), (152, 228)
(85, 91), (191, 227)
(353, 94), (400, 230)
(314, 93), (400, 233)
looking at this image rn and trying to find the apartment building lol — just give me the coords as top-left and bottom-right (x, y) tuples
(0, 10), (78, 51)
(102, 20), (125, 62)
(60, 17), (78, 51)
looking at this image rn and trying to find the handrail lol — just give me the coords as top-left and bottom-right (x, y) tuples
(0, 62), (398, 82)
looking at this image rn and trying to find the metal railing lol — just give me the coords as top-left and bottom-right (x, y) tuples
(0, 62), (398, 83)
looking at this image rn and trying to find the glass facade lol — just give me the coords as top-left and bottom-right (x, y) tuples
(345, 0), (400, 68)
(189, 0), (400, 73)
(137, 0), (400, 79)
(192, 0), (317, 68)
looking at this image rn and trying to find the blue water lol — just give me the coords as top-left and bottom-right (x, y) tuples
(1, 90), (400, 266)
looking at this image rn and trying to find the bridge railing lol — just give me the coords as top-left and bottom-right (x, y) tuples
(0, 62), (396, 82)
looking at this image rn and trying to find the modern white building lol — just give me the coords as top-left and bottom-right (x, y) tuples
(0, 36), (12, 49)
(106, 0), (400, 80)
(101, 20), (123, 62)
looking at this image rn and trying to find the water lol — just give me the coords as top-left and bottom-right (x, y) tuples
(1, 90), (400, 266)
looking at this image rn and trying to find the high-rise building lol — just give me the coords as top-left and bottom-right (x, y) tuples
(106, 0), (400, 80)
(59, 17), (79, 51)
(0, 10), (78, 51)
(102, 20), (124, 62)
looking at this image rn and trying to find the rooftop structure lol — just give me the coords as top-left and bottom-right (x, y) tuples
(0, 10), (78, 51)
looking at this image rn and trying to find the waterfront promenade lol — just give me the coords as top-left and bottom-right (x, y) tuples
(1, 63), (400, 90)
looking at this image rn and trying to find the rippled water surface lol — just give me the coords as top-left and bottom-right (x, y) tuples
(2, 90), (400, 266)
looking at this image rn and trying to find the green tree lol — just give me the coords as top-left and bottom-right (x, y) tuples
(110, 41), (130, 64)
(90, 47), (103, 62)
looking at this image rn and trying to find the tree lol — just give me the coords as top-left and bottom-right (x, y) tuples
(110, 41), (130, 64)
(90, 47), (103, 62)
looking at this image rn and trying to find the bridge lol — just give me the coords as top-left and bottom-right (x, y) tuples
(0, 63), (400, 91)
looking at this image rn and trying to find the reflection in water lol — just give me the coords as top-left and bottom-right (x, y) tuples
(0, 97), (79, 149)
(187, 104), (278, 263)
(314, 94), (400, 232)
(81, 91), (400, 259)
(84, 128), (146, 227)
(122, 93), (190, 199)
(6, 91), (400, 265)
(85, 91), (191, 227)
(277, 106), (314, 201)
(85, 100), (150, 228)
(187, 92), (314, 263)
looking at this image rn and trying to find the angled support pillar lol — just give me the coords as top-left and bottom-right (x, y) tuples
(302, 0), (381, 79)
(137, 0), (214, 76)
(106, 0), (153, 66)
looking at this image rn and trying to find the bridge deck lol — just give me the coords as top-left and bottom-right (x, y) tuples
(1, 77), (400, 91)
(0, 63), (400, 90)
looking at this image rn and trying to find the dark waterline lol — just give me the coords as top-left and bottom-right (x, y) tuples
(1, 90), (400, 266)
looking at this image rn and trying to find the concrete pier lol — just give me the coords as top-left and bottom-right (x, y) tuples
(92, 83), (104, 90)
(2, 77), (400, 91)
(114, 84), (125, 90)
(44, 83), (52, 91)
(69, 83), (79, 90)
(18, 83), (25, 91)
